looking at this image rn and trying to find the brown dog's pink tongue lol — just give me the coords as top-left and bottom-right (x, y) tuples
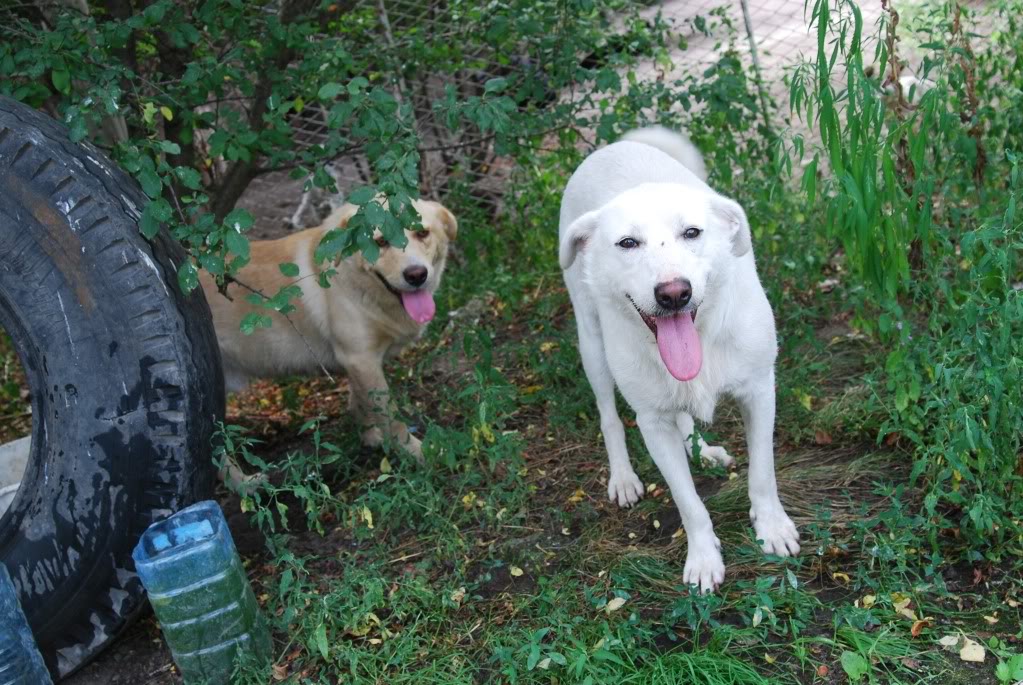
(655, 313), (702, 381)
(400, 290), (436, 324)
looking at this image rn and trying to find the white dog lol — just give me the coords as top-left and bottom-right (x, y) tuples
(559, 127), (799, 592)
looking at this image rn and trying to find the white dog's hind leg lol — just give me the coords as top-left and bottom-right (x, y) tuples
(677, 413), (734, 469)
(575, 311), (643, 507)
(738, 371), (800, 557)
(637, 412), (724, 592)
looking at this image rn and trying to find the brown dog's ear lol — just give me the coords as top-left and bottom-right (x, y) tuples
(317, 203), (359, 267)
(436, 205), (458, 241)
(330, 203), (359, 230)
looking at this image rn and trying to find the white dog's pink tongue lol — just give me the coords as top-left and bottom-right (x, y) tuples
(655, 314), (702, 381)
(400, 290), (436, 323)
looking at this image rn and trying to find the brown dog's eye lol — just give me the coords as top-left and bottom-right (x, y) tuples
(415, 229), (429, 240)
(375, 236), (389, 248)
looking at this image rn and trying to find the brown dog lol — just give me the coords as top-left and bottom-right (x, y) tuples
(201, 199), (457, 472)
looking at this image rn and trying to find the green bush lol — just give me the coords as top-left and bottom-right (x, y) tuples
(794, 0), (1023, 553)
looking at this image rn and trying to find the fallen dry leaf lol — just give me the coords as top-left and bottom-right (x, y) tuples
(509, 566), (524, 577)
(764, 653), (776, 664)
(983, 614), (999, 625)
(897, 606), (918, 621)
(360, 506), (374, 530)
(814, 430), (833, 445)
(567, 488), (585, 504)
(910, 619), (931, 637)
(860, 594), (876, 609)
(816, 664), (829, 677)
(831, 572), (851, 584)
(959, 637), (986, 663)
(938, 634), (960, 650)
(450, 587), (466, 604)
(272, 664), (288, 681)
(561, 527), (570, 536)
(605, 597), (627, 613)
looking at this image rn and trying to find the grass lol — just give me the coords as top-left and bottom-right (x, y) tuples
(3, 161), (1018, 685)
(211, 244), (1022, 683)
(5, 5), (1022, 679)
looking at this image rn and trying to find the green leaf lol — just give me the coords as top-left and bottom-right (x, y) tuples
(347, 77), (369, 94)
(225, 230), (249, 260)
(138, 168), (163, 199)
(240, 312), (272, 335)
(347, 187), (377, 205)
(174, 166), (202, 190)
(224, 207), (254, 232)
(158, 140), (181, 155)
(141, 102), (158, 126)
(139, 199), (171, 239)
(318, 82), (343, 100)
(840, 651), (870, 681)
(314, 623), (329, 660)
(279, 262), (300, 277)
(198, 252), (225, 276)
(995, 654), (1023, 682)
(177, 261), (199, 294)
(51, 70), (70, 95)
(526, 644), (541, 670)
(484, 77), (507, 94)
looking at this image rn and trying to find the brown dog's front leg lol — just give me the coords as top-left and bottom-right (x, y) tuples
(343, 351), (423, 462)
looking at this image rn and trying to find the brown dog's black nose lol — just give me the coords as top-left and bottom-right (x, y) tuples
(403, 265), (428, 287)
(654, 279), (692, 311)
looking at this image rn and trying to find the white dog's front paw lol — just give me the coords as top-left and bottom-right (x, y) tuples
(700, 445), (735, 469)
(750, 504), (800, 557)
(607, 469), (644, 508)
(683, 537), (725, 593)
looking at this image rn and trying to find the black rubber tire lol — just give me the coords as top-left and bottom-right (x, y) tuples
(0, 97), (224, 679)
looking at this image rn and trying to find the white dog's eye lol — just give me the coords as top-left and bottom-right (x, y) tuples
(683, 227), (702, 240)
(617, 237), (640, 249)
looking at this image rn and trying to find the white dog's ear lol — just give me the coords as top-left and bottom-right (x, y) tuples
(559, 210), (600, 270)
(710, 195), (752, 257)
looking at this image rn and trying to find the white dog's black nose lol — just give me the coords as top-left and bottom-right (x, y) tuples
(403, 265), (428, 287)
(654, 279), (692, 311)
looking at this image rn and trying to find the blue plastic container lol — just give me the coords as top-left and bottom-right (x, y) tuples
(132, 500), (270, 683)
(0, 563), (53, 685)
